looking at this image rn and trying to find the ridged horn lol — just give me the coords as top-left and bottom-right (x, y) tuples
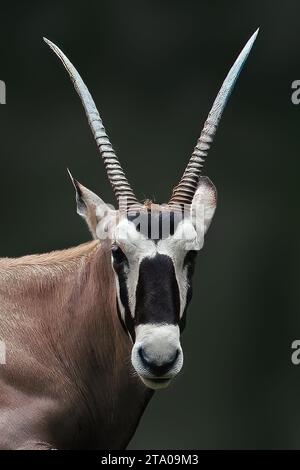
(169, 29), (259, 206)
(44, 38), (139, 210)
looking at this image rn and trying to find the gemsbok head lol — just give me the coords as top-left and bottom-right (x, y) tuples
(44, 30), (258, 390)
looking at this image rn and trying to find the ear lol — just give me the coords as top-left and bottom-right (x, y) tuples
(191, 176), (217, 235)
(67, 169), (112, 238)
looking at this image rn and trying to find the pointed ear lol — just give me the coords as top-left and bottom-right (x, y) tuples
(67, 169), (112, 238)
(191, 176), (217, 235)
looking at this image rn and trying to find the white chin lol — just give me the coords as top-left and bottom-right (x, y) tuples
(140, 376), (172, 390)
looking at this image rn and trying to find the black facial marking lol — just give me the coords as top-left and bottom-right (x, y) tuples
(183, 250), (198, 269)
(111, 244), (127, 265)
(113, 254), (135, 341)
(135, 254), (180, 325)
(179, 250), (198, 331)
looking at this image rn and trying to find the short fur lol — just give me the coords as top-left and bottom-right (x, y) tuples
(0, 240), (152, 449)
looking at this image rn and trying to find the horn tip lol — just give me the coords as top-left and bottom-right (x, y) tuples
(43, 37), (57, 52)
(66, 167), (73, 180)
(247, 28), (260, 49)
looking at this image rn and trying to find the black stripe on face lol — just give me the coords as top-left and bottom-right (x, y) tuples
(135, 254), (180, 325)
(179, 250), (198, 332)
(113, 258), (135, 342)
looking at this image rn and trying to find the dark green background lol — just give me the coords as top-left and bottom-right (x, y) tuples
(0, 0), (299, 449)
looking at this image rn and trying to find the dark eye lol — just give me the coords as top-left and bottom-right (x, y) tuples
(111, 244), (127, 265)
(183, 250), (198, 268)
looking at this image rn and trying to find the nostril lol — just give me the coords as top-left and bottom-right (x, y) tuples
(138, 347), (180, 376)
(138, 347), (151, 367)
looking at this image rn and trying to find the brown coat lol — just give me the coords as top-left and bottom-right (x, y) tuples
(0, 240), (152, 449)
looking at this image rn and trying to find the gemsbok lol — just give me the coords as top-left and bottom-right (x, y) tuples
(0, 30), (258, 449)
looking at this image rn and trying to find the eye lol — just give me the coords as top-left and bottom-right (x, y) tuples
(111, 244), (127, 265)
(183, 250), (198, 268)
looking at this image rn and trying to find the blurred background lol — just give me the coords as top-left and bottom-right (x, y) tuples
(0, 0), (300, 449)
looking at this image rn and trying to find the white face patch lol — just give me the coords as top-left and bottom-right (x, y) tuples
(113, 217), (203, 320)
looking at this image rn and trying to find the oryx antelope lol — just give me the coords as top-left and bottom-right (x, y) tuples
(0, 31), (258, 449)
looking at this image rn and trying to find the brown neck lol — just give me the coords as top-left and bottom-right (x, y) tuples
(0, 241), (153, 449)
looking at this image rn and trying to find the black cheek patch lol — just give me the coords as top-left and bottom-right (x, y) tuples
(135, 254), (180, 325)
(179, 250), (198, 331)
(114, 261), (135, 342)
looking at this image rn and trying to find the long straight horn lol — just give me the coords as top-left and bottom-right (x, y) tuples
(44, 38), (139, 209)
(169, 29), (259, 206)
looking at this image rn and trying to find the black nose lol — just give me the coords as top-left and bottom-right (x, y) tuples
(138, 347), (179, 376)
